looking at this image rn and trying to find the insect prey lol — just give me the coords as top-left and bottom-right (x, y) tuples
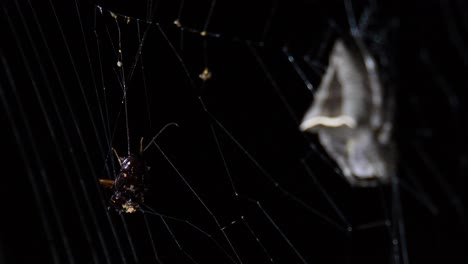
(300, 39), (395, 187)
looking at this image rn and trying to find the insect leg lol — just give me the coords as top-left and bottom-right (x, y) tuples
(98, 179), (115, 189)
(139, 137), (144, 156)
(112, 147), (122, 166)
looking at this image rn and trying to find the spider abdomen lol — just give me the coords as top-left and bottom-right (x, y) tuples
(110, 154), (148, 213)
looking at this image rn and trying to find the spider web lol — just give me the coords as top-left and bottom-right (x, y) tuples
(1, 0), (468, 263)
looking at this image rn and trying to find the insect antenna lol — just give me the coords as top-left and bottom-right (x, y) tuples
(142, 122), (180, 154)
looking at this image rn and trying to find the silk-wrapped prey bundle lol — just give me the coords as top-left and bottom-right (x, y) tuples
(300, 39), (394, 187)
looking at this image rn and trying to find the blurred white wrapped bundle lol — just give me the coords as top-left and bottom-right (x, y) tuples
(300, 39), (394, 187)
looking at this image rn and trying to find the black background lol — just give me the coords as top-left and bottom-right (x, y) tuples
(1, 0), (468, 263)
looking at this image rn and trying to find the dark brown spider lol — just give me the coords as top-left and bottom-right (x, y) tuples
(100, 138), (148, 213)
(99, 123), (178, 213)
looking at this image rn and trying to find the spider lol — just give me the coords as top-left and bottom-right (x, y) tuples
(99, 123), (178, 213)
